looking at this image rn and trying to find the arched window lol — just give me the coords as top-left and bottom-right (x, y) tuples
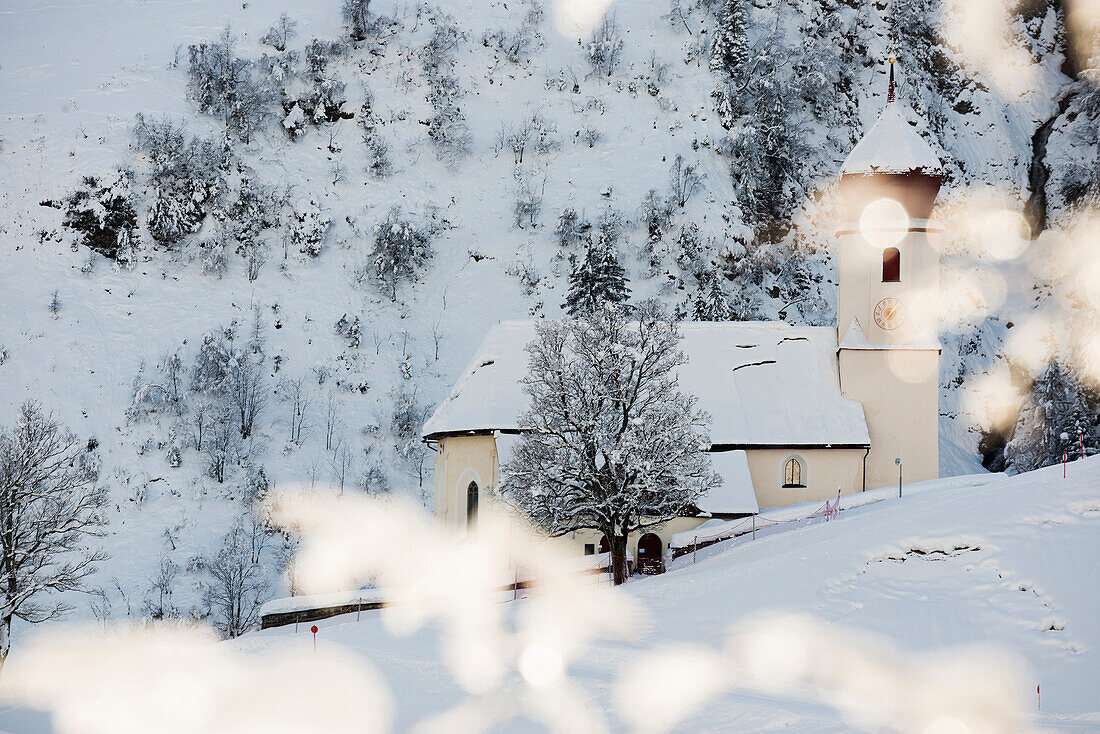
(466, 481), (479, 530)
(882, 247), (901, 282)
(783, 458), (805, 488)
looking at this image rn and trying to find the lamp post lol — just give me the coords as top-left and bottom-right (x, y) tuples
(895, 457), (903, 499)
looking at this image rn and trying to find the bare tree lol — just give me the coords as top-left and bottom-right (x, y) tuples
(0, 402), (108, 670)
(204, 403), (239, 483)
(191, 396), (211, 451)
(160, 350), (186, 415)
(342, 0), (372, 41)
(329, 438), (354, 494)
(501, 306), (718, 585)
(323, 391), (342, 451)
(261, 12), (298, 52)
(281, 377), (313, 444)
(225, 354), (267, 439)
(141, 555), (179, 620)
(669, 154), (706, 208)
(203, 517), (268, 638)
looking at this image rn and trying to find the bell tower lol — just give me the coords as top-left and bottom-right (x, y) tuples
(836, 57), (943, 490)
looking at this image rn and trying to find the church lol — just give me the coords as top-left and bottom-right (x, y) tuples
(422, 64), (944, 563)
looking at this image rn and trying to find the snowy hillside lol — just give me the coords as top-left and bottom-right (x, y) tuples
(0, 0), (1096, 633)
(3, 457), (1098, 732)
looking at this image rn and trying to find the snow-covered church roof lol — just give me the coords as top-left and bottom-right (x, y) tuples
(841, 100), (942, 176)
(423, 321), (870, 448)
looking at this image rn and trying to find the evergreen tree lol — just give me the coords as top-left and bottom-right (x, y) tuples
(709, 0), (749, 75)
(564, 212), (630, 316)
(1005, 362), (1100, 472)
(691, 270), (732, 321)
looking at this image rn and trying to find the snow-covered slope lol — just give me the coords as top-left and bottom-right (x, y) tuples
(0, 0), (1090, 627)
(2, 457), (1097, 732)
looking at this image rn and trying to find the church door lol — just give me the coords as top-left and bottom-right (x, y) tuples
(637, 533), (664, 575)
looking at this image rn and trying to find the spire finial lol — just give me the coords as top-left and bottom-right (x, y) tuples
(887, 39), (897, 103)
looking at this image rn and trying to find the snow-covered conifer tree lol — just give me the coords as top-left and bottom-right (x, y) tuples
(709, 0), (749, 74)
(692, 269), (732, 321)
(1005, 362), (1099, 472)
(502, 305), (718, 584)
(564, 211), (630, 316)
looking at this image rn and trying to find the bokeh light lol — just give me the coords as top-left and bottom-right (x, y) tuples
(859, 198), (910, 249)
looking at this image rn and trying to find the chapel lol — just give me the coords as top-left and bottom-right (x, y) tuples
(422, 61), (944, 564)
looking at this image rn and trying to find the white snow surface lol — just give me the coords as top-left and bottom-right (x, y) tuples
(839, 317), (942, 351)
(840, 101), (943, 176)
(423, 321), (871, 447)
(6, 456), (1094, 733)
(696, 449), (757, 515)
(240, 457), (1100, 731)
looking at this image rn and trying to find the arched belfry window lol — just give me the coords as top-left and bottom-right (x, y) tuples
(466, 481), (479, 530)
(783, 458), (805, 488)
(882, 247), (901, 282)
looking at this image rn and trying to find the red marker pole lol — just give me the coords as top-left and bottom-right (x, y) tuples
(311, 624), (318, 652)
(1037, 683), (1040, 711)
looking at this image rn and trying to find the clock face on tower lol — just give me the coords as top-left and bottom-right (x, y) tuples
(874, 297), (906, 331)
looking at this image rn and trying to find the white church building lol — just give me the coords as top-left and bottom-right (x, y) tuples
(423, 68), (945, 563)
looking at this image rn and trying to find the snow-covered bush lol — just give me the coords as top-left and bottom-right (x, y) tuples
(586, 15), (624, 78)
(289, 198), (331, 258)
(422, 12), (472, 166)
(358, 88), (394, 178)
(304, 38), (348, 79)
(187, 25), (273, 142)
(366, 206), (434, 301)
(60, 170), (139, 261)
(133, 115), (225, 247)
(390, 385), (430, 488)
(191, 329), (233, 394)
(483, 4), (543, 64)
(334, 314), (362, 348)
(261, 13), (298, 52)
(342, 0), (372, 42)
(555, 207), (590, 252)
(199, 240), (229, 278)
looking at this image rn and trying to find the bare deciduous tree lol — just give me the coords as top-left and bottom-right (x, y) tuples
(226, 354), (267, 439)
(323, 391), (342, 451)
(281, 377), (313, 444)
(0, 401), (108, 670)
(329, 438), (354, 494)
(203, 517), (269, 638)
(669, 154), (706, 208)
(501, 306), (718, 585)
(261, 12), (298, 52)
(204, 403), (239, 483)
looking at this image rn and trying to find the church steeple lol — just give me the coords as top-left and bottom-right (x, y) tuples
(887, 54), (896, 103)
(833, 47), (944, 493)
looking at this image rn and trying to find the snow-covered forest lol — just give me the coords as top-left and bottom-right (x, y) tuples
(0, 0), (1097, 643)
